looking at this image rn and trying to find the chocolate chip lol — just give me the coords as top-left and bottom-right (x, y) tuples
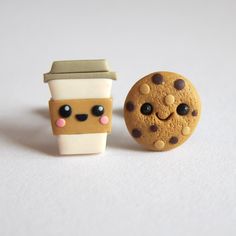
(126, 101), (134, 111)
(152, 73), (163, 85)
(192, 110), (198, 116)
(169, 136), (178, 144)
(132, 129), (142, 138)
(150, 124), (158, 132)
(174, 79), (185, 90)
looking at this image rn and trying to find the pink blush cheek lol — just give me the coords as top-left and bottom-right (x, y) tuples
(56, 118), (66, 128)
(99, 115), (109, 125)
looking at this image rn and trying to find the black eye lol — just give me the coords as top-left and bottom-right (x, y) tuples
(92, 105), (104, 116)
(140, 103), (153, 115)
(177, 103), (190, 116)
(59, 105), (72, 118)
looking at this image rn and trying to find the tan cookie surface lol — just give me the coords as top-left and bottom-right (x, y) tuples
(124, 72), (201, 151)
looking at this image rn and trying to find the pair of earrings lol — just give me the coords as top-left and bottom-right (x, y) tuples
(44, 59), (201, 155)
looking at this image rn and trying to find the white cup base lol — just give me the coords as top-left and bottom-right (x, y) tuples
(57, 133), (107, 155)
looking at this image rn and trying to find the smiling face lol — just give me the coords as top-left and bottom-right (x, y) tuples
(124, 72), (201, 151)
(49, 98), (112, 135)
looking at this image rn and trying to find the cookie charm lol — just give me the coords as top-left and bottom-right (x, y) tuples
(124, 72), (201, 151)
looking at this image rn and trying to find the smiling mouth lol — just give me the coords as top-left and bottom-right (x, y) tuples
(75, 114), (88, 121)
(156, 112), (174, 121)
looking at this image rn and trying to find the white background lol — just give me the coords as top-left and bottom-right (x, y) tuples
(0, 0), (236, 235)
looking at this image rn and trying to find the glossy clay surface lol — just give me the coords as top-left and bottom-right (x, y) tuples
(124, 71), (201, 151)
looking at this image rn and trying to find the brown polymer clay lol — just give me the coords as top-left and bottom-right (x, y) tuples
(49, 98), (112, 135)
(124, 71), (201, 151)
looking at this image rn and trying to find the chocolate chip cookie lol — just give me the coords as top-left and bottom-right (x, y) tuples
(124, 71), (201, 151)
